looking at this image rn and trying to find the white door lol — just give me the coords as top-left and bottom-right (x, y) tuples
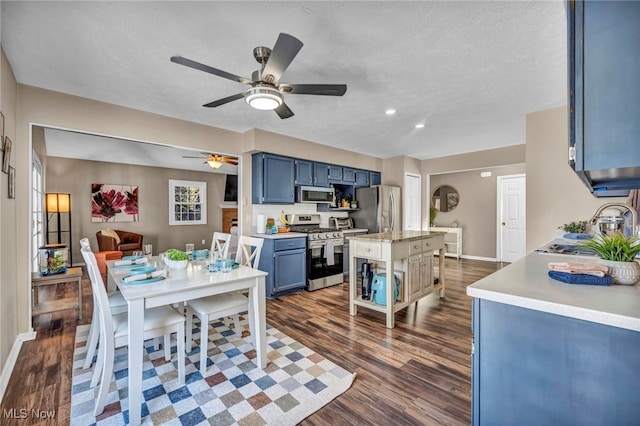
(497, 174), (526, 263)
(404, 173), (422, 230)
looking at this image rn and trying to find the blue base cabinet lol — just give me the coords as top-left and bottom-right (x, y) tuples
(258, 237), (307, 298)
(471, 299), (640, 425)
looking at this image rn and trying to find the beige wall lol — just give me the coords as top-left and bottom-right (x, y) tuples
(430, 164), (526, 259)
(1, 46), (19, 380)
(46, 157), (228, 264)
(525, 105), (625, 251)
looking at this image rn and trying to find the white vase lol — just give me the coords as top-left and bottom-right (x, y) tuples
(598, 259), (640, 285)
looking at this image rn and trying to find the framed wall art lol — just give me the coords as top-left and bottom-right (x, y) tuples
(0, 112), (4, 151)
(8, 166), (15, 199)
(2, 137), (11, 174)
(91, 183), (139, 222)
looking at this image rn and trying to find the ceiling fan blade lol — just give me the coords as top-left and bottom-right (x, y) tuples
(222, 159), (239, 165)
(281, 84), (347, 96)
(274, 102), (294, 119)
(203, 92), (245, 108)
(171, 56), (254, 85)
(261, 33), (303, 84)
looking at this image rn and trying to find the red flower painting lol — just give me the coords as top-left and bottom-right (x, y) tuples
(92, 184), (139, 222)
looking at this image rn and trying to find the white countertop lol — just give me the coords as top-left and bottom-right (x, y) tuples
(251, 232), (307, 239)
(339, 228), (368, 235)
(467, 251), (640, 332)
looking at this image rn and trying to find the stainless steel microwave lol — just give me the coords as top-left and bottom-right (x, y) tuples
(296, 186), (335, 204)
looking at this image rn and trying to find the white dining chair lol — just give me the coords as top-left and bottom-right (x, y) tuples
(185, 235), (263, 375)
(80, 247), (185, 416)
(210, 231), (232, 258)
(79, 238), (128, 371)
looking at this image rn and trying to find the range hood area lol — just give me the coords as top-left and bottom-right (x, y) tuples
(572, 165), (640, 198)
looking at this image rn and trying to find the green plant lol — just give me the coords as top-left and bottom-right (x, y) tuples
(165, 249), (189, 261)
(430, 207), (437, 224)
(562, 220), (588, 233)
(579, 234), (640, 262)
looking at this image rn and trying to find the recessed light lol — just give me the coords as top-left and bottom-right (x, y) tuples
(415, 123), (425, 129)
(385, 109), (396, 115)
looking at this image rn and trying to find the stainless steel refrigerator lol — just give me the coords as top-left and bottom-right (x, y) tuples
(350, 185), (401, 233)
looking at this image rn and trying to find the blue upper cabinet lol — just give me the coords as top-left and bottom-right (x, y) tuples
(295, 159), (313, 186)
(313, 163), (330, 187)
(369, 171), (381, 186)
(355, 169), (369, 187)
(342, 167), (356, 183)
(252, 153), (295, 204)
(568, 0), (640, 196)
(328, 165), (343, 182)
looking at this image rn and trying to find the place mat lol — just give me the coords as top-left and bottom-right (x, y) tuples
(70, 317), (355, 425)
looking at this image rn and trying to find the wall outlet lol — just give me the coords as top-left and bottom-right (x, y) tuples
(201, 239), (205, 245)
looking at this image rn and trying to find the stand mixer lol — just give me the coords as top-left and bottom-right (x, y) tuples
(588, 202), (638, 237)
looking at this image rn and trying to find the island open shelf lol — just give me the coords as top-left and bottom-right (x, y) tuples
(348, 231), (446, 328)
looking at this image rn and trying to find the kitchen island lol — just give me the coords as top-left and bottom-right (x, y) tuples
(467, 252), (640, 425)
(349, 230), (445, 328)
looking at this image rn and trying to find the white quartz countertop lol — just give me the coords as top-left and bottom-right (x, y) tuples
(251, 232), (307, 240)
(467, 251), (640, 332)
(340, 228), (369, 235)
(349, 230), (446, 243)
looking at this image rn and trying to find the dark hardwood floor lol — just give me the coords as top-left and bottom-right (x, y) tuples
(1, 258), (504, 425)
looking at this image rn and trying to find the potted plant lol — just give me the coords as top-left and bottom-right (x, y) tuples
(580, 234), (640, 285)
(429, 207), (437, 227)
(559, 220), (591, 239)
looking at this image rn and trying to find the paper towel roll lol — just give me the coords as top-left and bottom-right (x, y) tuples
(256, 214), (266, 234)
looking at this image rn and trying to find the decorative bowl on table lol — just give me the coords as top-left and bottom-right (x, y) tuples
(164, 258), (188, 269)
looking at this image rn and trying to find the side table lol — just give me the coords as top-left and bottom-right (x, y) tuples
(31, 267), (83, 319)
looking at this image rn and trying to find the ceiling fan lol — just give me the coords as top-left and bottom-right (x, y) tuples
(183, 153), (238, 169)
(170, 33), (347, 119)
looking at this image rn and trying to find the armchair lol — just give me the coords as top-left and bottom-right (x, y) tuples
(96, 229), (143, 256)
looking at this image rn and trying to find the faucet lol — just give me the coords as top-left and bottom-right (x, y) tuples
(588, 202), (638, 236)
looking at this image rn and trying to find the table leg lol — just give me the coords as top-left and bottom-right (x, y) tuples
(127, 298), (145, 426)
(250, 276), (267, 369)
(439, 248), (446, 298)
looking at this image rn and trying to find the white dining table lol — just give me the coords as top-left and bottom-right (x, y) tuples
(107, 258), (268, 426)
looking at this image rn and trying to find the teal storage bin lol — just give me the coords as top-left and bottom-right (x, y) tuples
(371, 274), (399, 306)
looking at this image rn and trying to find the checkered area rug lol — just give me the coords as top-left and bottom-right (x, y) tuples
(70, 318), (355, 425)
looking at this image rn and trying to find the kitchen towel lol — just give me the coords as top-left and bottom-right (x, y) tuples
(548, 270), (612, 286)
(325, 240), (335, 266)
(548, 262), (608, 277)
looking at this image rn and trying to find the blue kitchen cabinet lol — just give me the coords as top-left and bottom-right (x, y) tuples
(568, 0), (640, 196)
(258, 237), (307, 297)
(328, 165), (343, 182)
(355, 169), (369, 187)
(295, 159), (313, 186)
(313, 163), (330, 187)
(369, 171), (381, 186)
(342, 167), (356, 183)
(471, 298), (640, 425)
(252, 153), (295, 204)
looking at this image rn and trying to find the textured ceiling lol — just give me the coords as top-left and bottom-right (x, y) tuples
(2, 1), (567, 162)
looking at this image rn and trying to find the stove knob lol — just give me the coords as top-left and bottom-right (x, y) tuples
(318, 233), (325, 239)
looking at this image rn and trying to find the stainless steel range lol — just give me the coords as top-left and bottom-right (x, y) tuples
(286, 214), (344, 291)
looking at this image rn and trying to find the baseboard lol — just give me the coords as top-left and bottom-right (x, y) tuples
(0, 329), (36, 403)
(460, 255), (498, 262)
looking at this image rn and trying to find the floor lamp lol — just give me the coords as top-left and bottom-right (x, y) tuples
(46, 193), (72, 266)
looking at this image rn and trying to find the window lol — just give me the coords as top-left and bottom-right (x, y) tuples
(169, 180), (207, 225)
(32, 153), (44, 271)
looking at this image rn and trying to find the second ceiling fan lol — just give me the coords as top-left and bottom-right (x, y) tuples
(183, 153), (238, 169)
(171, 33), (347, 119)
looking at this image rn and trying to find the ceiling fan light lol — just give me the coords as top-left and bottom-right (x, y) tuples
(207, 160), (223, 169)
(245, 87), (282, 110)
